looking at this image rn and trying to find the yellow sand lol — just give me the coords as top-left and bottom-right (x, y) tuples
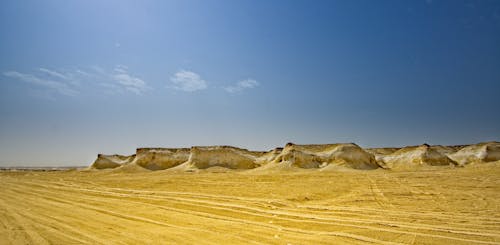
(1, 164), (500, 244)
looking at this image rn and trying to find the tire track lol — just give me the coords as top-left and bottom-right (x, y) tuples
(21, 177), (500, 229)
(2, 169), (500, 245)
(5, 180), (499, 245)
(1, 184), (294, 245)
(0, 198), (49, 245)
(9, 175), (500, 224)
(3, 181), (404, 245)
(16, 179), (500, 239)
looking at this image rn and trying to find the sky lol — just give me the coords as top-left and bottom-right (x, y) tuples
(1, 0), (499, 166)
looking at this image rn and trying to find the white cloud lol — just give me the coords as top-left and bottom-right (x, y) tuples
(112, 67), (149, 95)
(69, 65), (150, 95)
(223, 79), (259, 93)
(4, 71), (79, 96)
(169, 70), (207, 92)
(3, 65), (150, 97)
(39, 68), (70, 80)
(38, 68), (81, 86)
(75, 69), (91, 77)
(113, 65), (128, 74)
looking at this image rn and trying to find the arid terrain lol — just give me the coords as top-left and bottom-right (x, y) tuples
(1, 164), (500, 244)
(1, 142), (500, 244)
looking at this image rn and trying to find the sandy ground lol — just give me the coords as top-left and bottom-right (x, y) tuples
(1, 165), (500, 244)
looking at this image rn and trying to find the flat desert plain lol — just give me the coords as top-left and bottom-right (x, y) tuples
(1, 165), (500, 244)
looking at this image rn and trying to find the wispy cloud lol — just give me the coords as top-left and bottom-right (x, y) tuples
(38, 68), (70, 80)
(223, 79), (259, 93)
(169, 70), (207, 92)
(39, 67), (80, 86)
(3, 71), (79, 96)
(75, 69), (91, 77)
(4, 65), (150, 98)
(111, 66), (150, 95)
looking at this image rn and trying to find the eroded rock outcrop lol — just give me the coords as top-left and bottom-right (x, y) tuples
(272, 143), (379, 169)
(255, 147), (282, 166)
(449, 142), (500, 166)
(132, 148), (191, 170)
(89, 141), (500, 171)
(91, 154), (135, 169)
(365, 147), (400, 165)
(183, 146), (266, 169)
(378, 144), (457, 169)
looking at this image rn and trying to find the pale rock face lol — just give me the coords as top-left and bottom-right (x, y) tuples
(272, 143), (379, 169)
(364, 148), (400, 166)
(89, 142), (500, 171)
(448, 142), (500, 166)
(379, 145), (456, 169)
(132, 148), (191, 170)
(431, 145), (464, 155)
(255, 148), (282, 166)
(91, 154), (135, 169)
(185, 146), (266, 169)
(365, 148), (400, 156)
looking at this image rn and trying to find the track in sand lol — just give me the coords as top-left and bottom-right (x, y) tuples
(1, 165), (500, 244)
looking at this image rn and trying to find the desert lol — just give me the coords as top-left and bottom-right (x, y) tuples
(2, 1), (500, 244)
(1, 142), (500, 244)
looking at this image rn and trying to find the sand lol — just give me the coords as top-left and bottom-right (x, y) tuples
(1, 164), (500, 244)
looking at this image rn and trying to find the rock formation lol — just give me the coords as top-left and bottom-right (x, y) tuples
(378, 144), (457, 169)
(182, 146), (266, 170)
(449, 142), (500, 166)
(271, 143), (379, 169)
(132, 148), (190, 170)
(89, 141), (500, 171)
(91, 154), (135, 169)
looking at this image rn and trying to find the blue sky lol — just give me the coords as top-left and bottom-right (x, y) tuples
(1, 0), (499, 166)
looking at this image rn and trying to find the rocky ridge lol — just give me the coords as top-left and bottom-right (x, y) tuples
(90, 142), (500, 171)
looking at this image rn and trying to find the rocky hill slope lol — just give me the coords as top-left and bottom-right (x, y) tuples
(90, 142), (500, 171)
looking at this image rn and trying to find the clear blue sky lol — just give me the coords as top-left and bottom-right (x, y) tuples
(1, 0), (499, 166)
